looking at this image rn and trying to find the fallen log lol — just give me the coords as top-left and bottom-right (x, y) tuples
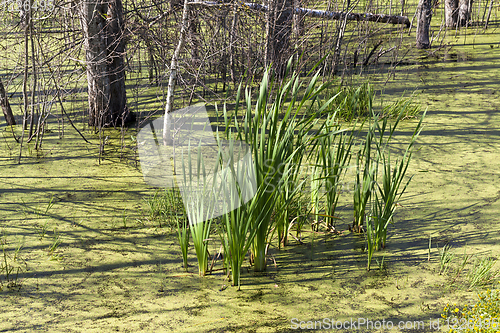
(188, 1), (410, 27)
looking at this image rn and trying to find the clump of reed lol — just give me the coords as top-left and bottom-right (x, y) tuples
(219, 60), (336, 285)
(312, 110), (353, 232)
(338, 86), (425, 270)
(0, 231), (25, 291)
(144, 62), (426, 285)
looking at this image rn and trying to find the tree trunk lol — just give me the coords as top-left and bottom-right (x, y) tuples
(107, 0), (129, 126)
(458, 0), (472, 26)
(0, 80), (15, 125)
(229, 3), (238, 84)
(188, 9), (199, 61)
(293, 0), (305, 37)
(163, 0), (190, 145)
(416, 0), (433, 49)
(484, 0), (494, 28)
(445, 0), (471, 27)
(264, 0), (293, 77)
(445, 0), (458, 27)
(274, 0), (293, 77)
(264, 0), (274, 69)
(81, 0), (132, 129)
(292, 0), (305, 64)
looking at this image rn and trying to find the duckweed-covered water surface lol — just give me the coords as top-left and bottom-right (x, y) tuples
(1, 28), (500, 332)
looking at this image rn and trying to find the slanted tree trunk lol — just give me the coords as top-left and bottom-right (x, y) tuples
(484, 0), (494, 28)
(416, 0), (433, 49)
(81, 0), (132, 129)
(0, 79), (15, 125)
(190, 2), (411, 26)
(163, 0), (190, 146)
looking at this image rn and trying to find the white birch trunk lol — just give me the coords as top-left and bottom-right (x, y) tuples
(163, 0), (190, 146)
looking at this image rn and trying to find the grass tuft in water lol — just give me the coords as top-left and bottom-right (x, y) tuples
(468, 256), (500, 290)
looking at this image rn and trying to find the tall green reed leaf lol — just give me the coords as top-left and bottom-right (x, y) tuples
(165, 187), (189, 271)
(366, 220), (376, 271)
(353, 117), (376, 233)
(216, 136), (259, 289)
(364, 99), (426, 268)
(315, 111), (354, 231)
(181, 140), (219, 276)
(370, 103), (426, 249)
(223, 59), (336, 272)
(310, 164), (322, 231)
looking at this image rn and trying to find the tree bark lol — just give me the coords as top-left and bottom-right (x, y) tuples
(445, 0), (471, 27)
(163, 0), (190, 146)
(484, 0), (494, 28)
(107, 0), (129, 126)
(416, 0), (433, 49)
(445, 0), (458, 27)
(0, 80), (15, 126)
(293, 0), (305, 37)
(458, 0), (472, 26)
(81, 0), (132, 129)
(275, 0), (293, 77)
(229, 3), (238, 84)
(265, 0), (293, 78)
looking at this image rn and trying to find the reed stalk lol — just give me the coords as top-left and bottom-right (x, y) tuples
(180, 141), (218, 276)
(353, 120), (376, 233)
(217, 137), (259, 289)
(316, 111), (353, 231)
(166, 188), (189, 271)
(370, 102), (426, 249)
(223, 59), (336, 272)
(364, 100), (425, 269)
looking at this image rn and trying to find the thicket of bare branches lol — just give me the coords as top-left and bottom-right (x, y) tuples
(0, 0), (496, 152)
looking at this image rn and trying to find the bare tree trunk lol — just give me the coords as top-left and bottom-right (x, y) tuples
(0, 80), (15, 125)
(163, 0), (190, 146)
(293, 0), (305, 38)
(28, 16), (37, 141)
(484, 0), (494, 28)
(187, 9), (199, 61)
(445, 0), (458, 27)
(333, 9), (349, 74)
(107, 0), (129, 126)
(146, 40), (158, 84)
(81, 0), (131, 129)
(458, 0), (472, 26)
(445, 0), (471, 27)
(229, 3), (238, 84)
(292, 0), (305, 66)
(266, 0), (293, 77)
(264, 0), (274, 69)
(81, 1), (109, 129)
(416, 0), (433, 49)
(19, 0), (31, 163)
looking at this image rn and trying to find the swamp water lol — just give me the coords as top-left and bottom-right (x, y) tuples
(1, 30), (500, 332)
